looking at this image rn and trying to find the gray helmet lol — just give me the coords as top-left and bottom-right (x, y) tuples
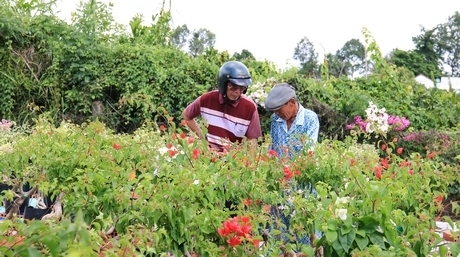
(217, 61), (252, 95)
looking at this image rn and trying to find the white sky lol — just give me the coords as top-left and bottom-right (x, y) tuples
(54, 0), (460, 69)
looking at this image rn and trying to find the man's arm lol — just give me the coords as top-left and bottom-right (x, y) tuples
(245, 108), (263, 150)
(182, 97), (204, 139)
(305, 112), (320, 150)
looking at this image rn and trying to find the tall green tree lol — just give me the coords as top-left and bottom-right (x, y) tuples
(325, 52), (348, 78)
(387, 48), (442, 78)
(171, 24), (190, 50)
(188, 28), (215, 57)
(436, 11), (460, 76)
(326, 38), (366, 78)
(232, 49), (255, 61)
(293, 36), (319, 77)
(340, 38), (366, 77)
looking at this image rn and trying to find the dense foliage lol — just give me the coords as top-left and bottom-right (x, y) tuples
(1, 1), (460, 256)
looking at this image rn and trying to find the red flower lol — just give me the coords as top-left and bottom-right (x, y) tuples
(252, 239), (261, 248)
(223, 219), (240, 233)
(408, 169), (414, 175)
(218, 227), (230, 237)
(112, 143), (121, 150)
(159, 125), (166, 131)
(381, 144), (387, 151)
(400, 160), (411, 167)
(267, 149), (278, 158)
(380, 158), (389, 170)
(243, 198), (252, 206)
(238, 223), (252, 236)
(227, 236), (241, 247)
(187, 136), (194, 144)
(374, 166), (382, 179)
(238, 216), (250, 223)
(397, 147), (403, 155)
(192, 149), (200, 159)
(427, 152), (436, 159)
(283, 165), (293, 180)
(180, 132), (187, 139)
(436, 195), (443, 204)
(168, 149), (178, 157)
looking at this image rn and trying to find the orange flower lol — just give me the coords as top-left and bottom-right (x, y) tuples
(159, 125), (166, 131)
(427, 152), (436, 159)
(381, 144), (387, 151)
(128, 171), (136, 181)
(350, 158), (356, 166)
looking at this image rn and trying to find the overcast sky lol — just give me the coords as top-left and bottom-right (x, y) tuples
(54, 0), (460, 69)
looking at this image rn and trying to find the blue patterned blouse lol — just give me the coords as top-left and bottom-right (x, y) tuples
(269, 104), (319, 158)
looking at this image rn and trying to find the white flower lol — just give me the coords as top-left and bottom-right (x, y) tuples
(157, 146), (169, 155)
(335, 197), (350, 205)
(193, 179), (199, 185)
(335, 208), (348, 220)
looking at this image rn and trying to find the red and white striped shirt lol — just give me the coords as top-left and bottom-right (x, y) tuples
(184, 90), (262, 151)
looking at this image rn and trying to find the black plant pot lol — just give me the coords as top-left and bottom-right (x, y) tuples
(23, 206), (51, 220)
(1, 184), (31, 215)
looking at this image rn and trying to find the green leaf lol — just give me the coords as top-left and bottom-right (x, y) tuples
(339, 229), (355, 253)
(448, 242), (460, 257)
(40, 234), (60, 257)
(356, 229), (366, 237)
(368, 232), (385, 249)
(325, 229), (338, 243)
(27, 247), (42, 257)
(355, 235), (369, 250)
(340, 224), (352, 235)
(332, 238), (344, 256)
(359, 216), (380, 233)
(413, 241), (421, 255)
(439, 245), (448, 257)
(327, 219), (339, 231)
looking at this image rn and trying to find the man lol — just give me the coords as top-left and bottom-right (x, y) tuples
(264, 83), (319, 158)
(182, 61), (262, 151)
(264, 83), (322, 254)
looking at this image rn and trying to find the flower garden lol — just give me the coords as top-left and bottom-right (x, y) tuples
(0, 96), (459, 256)
(1, 1), (460, 256)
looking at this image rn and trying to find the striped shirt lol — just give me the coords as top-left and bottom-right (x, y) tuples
(184, 90), (262, 151)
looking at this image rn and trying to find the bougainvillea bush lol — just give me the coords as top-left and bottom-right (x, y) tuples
(0, 114), (459, 257)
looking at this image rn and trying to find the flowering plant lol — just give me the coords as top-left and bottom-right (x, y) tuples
(346, 102), (410, 135)
(246, 77), (277, 107)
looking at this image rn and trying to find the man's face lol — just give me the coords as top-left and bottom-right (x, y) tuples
(226, 82), (245, 101)
(274, 99), (296, 121)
